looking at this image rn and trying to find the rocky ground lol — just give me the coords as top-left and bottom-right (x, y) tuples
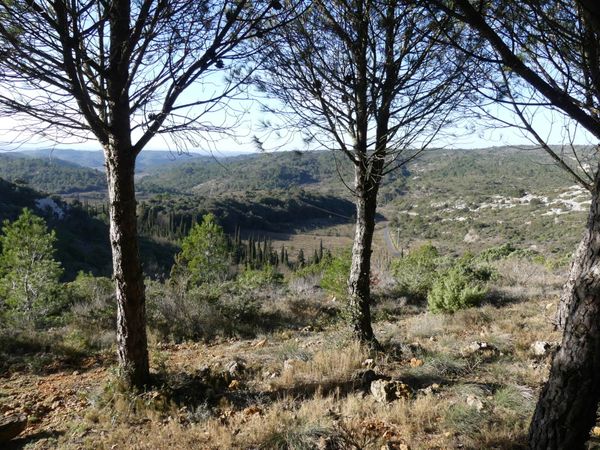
(1, 288), (574, 449)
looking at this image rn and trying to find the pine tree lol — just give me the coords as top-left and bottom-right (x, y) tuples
(172, 213), (229, 285)
(263, 239), (268, 264)
(257, 246), (264, 265)
(251, 238), (257, 265)
(0, 208), (64, 328)
(235, 225), (241, 246)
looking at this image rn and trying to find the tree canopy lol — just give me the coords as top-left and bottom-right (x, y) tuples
(0, 208), (64, 328)
(173, 213), (230, 286)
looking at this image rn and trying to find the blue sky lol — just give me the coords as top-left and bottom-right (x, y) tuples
(0, 91), (595, 155)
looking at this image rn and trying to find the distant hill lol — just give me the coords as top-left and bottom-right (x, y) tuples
(388, 146), (593, 256)
(14, 148), (216, 172)
(137, 189), (358, 240)
(136, 146), (591, 203)
(0, 177), (176, 279)
(137, 150), (409, 198)
(2, 147), (486, 200)
(0, 149), (221, 194)
(0, 153), (106, 194)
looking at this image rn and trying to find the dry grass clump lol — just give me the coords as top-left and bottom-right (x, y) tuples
(271, 339), (368, 390)
(287, 272), (322, 294)
(406, 313), (446, 340)
(491, 257), (566, 300)
(259, 294), (341, 331)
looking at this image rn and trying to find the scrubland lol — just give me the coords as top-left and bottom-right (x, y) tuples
(1, 249), (577, 450)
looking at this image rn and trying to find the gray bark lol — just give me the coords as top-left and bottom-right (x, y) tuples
(105, 148), (149, 388)
(556, 233), (590, 330)
(347, 164), (380, 348)
(529, 179), (600, 449)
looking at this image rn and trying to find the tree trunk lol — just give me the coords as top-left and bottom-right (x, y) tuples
(105, 147), (149, 389)
(347, 166), (380, 348)
(555, 231), (591, 330)
(101, 0), (149, 389)
(529, 180), (600, 449)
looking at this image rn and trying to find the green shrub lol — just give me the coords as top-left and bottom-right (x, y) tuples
(476, 243), (517, 262)
(217, 291), (261, 334)
(146, 279), (261, 342)
(67, 272), (115, 332)
(64, 273), (117, 351)
(288, 251), (351, 297)
(146, 279), (219, 342)
(542, 252), (572, 270)
(320, 252), (351, 299)
(477, 243), (542, 264)
(392, 243), (439, 300)
(427, 263), (487, 313)
(292, 259), (327, 280)
(237, 265), (283, 289)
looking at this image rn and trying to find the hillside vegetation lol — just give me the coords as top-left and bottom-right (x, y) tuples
(1, 145), (597, 449)
(0, 154), (106, 194)
(0, 177), (178, 279)
(386, 147), (590, 257)
(2, 146), (590, 259)
(137, 150), (408, 199)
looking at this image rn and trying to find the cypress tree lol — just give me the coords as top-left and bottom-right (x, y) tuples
(297, 249), (305, 268)
(257, 246), (264, 265)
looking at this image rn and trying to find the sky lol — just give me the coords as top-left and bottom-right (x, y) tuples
(0, 86), (595, 156)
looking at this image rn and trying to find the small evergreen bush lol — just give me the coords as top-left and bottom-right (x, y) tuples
(171, 213), (230, 286)
(237, 265), (283, 289)
(427, 262), (487, 313)
(477, 243), (541, 264)
(320, 252), (351, 299)
(392, 243), (439, 300)
(477, 243), (517, 262)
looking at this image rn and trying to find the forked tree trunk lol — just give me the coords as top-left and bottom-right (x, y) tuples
(105, 147), (149, 389)
(347, 166), (380, 348)
(529, 177), (600, 449)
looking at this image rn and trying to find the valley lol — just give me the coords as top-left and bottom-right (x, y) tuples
(0, 145), (589, 266)
(0, 145), (592, 449)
